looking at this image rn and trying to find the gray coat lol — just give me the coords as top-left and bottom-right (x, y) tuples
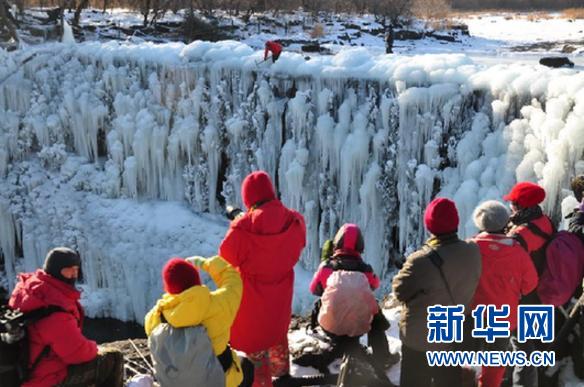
(149, 323), (225, 387)
(392, 235), (481, 351)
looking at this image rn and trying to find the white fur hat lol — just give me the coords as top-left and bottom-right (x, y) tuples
(473, 200), (510, 232)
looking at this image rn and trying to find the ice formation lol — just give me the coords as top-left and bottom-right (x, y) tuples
(1, 41), (583, 320)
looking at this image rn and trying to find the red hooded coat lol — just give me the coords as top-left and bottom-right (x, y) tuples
(471, 233), (538, 330)
(219, 172), (306, 353)
(9, 270), (98, 387)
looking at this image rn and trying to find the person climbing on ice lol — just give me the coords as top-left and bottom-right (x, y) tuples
(309, 223), (397, 371)
(392, 198), (481, 387)
(264, 40), (283, 63)
(145, 256), (252, 387)
(219, 171), (306, 387)
(469, 201), (538, 387)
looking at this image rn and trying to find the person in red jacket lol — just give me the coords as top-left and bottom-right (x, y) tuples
(470, 201), (538, 387)
(264, 40), (283, 63)
(219, 171), (306, 387)
(503, 182), (552, 387)
(309, 223), (395, 370)
(9, 247), (123, 387)
(504, 181), (554, 273)
(309, 224), (379, 295)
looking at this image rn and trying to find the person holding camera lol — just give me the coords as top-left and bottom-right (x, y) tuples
(220, 171), (306, 387)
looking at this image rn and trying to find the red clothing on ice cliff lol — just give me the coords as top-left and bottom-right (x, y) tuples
(264, 41), (283, 62)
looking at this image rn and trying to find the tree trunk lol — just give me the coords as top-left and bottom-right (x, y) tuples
(73, 0), (88, 27)
(142, 0), (151, 27)
(0, 0), (19, 46)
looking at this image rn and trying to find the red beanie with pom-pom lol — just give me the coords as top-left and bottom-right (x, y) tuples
(162, 258), (201, 295)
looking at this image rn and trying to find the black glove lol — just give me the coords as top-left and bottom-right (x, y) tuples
(226, 205), (244, 220)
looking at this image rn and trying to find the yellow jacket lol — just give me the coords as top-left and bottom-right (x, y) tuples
(145, 256), (243, 387)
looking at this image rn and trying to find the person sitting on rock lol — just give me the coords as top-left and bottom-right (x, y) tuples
(145, 256), (251, 387)
(9, 247), (124, 387)
(309, 223), (397, 371)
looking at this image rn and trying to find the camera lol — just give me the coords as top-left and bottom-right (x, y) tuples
(226, 205), (244, 220)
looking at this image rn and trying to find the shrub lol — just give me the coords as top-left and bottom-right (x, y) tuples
(310, 22), (325, 38)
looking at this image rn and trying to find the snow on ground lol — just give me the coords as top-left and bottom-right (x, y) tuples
(464, 13), (584, 44)
(12, 7), (584, 64)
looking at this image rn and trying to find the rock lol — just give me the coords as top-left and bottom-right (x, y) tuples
(103, 338), (153, 382)
(394, 30), (424, 40)
(539, 56), (575, 68)
(342, 23), (361, 31)
(301, 43), (323, 52)
(450, 23), (470, 36)
(427, 32), (457, 42)
(562, 45), (577, 54)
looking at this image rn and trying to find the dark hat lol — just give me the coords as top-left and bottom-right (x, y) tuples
(424, 198), (459, 235)
(43, 247), (81, 284)
(333, 223), (364, 254)
(241, 171), (277, 209)
(503, 182), (545, 208)
(162, 258), (201, 295)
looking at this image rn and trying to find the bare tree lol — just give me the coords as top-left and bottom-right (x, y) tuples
(370, 0), (411, 24)
(195, 0), (214, 15)
(72, 0), (88, 26)
(0, 0), (19, 47)
(412, 0), (451, 20)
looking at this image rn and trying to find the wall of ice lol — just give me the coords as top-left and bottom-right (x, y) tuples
(0, 42), (583, 321)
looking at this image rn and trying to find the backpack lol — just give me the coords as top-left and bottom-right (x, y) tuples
(517, 221), (584, 306)
(148, 323), (225, 387)
(0, 305), (65, 386)
(536, 230), (584, 306)
(318, 271), (378, 337)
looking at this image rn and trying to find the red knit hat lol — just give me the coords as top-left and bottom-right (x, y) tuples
(424, 198), (459, 235)
(162, 258), (201, 295)
(503, 182), (546, 208)
(241, 171), (277, 209)
(333, 223), (364, 254)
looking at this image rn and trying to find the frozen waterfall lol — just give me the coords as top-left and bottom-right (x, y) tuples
(0, 42), (583, 321)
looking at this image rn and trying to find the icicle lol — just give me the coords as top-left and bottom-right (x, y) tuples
(0, 202), (17, 290)
(340, 108), (370, 222)
(123, 156), (138, 198)
(201, 125), (220, 213)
